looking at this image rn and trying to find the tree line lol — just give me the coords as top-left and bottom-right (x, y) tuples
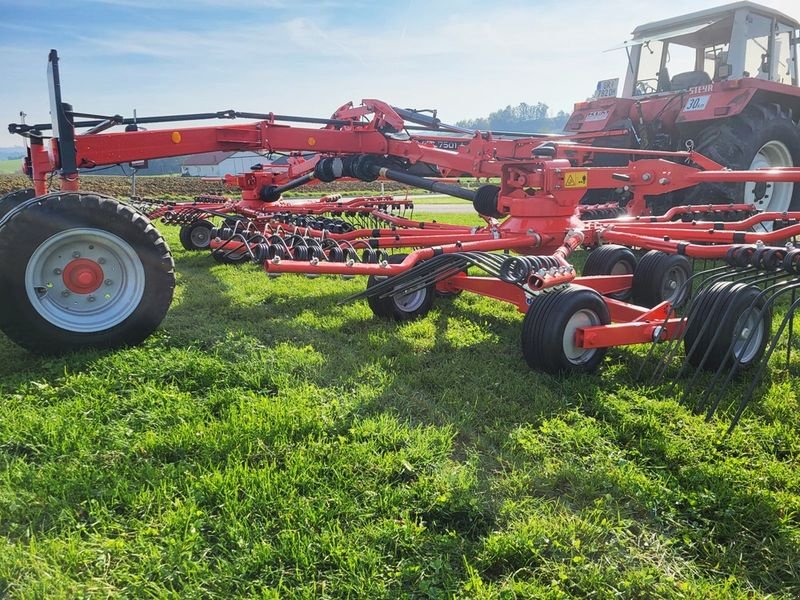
(455, 102), (569, 133)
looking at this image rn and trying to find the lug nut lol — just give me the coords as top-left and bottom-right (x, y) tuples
(97, 257), (106, 264)
(61, 290), (71, 297)
(53, 268), (62, 275)
(72, 251), (81, 258)
(87, 296), (96, 302)
(104, 279), (113, 286)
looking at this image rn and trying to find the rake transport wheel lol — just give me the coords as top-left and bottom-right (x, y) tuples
(0, 188), (36, 221)
(0, 192), (175, 354)
(683, 104), (800, 212)
(631, 251), (692, 308)
(179, 219), (213, 251)
(366, 254), (435, 321)
(684, 282), (771, 371)
(521, 285), (611, 374)
(582, 244), (637, 300)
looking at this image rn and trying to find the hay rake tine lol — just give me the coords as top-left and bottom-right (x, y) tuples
(727, 294), (800, 434)
(698, 277), (797, 417)
(679, 269), (788, 401)
(700, 282), (800, 421)
(660, 267), (768, 393)
(644, 265), (743, 383)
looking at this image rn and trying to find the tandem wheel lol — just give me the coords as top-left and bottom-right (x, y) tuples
(366, 254), (435, 321)
(521, 285), (610, 374)
(582, 244), (637, 301)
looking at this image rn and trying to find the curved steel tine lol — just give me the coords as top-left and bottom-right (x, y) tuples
(727, 293), (800, 433)
(698, 277), (798, 417)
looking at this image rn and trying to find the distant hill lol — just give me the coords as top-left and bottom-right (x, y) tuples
(0, 147), (25, 161)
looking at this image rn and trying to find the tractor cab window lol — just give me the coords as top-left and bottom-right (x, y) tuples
(704, 44), (731, 81)
(772, 26), (794, 84)
(743, 13), (773, 79)
(634, 39), (709, 95)
(634, 40), (665, 95)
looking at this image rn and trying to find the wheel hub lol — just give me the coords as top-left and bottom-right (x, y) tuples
(62, 258), (104, 294)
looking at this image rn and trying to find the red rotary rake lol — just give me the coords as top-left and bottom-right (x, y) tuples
(4, 50), (800, 426)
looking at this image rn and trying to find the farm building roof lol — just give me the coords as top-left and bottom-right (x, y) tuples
(181, 151), (236, 166)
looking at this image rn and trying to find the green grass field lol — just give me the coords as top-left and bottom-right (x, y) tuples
(1, 211), (799, 597)
(0, 159), (22, 175)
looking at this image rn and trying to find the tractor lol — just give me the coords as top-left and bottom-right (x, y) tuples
(566, 1), (800, 213)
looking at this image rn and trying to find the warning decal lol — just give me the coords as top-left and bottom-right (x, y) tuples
(564, 171), (588, 189)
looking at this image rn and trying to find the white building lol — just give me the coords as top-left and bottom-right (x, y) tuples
(181, 151), (271, 177)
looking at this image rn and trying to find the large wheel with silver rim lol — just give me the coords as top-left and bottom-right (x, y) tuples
(0, 192), (175, 354)
(521, 285), (610, 374)
(366, 254), (435, 321)
(0, 188), (36, 222)
(179, 219), (213, 251)
(684, 282), (771, 371)
(680, 103), (800, 214)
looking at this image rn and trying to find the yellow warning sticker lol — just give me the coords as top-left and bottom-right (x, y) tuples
(564, 171), (588, 189)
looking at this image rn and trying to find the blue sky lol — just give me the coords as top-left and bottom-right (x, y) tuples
(0, 0), (797, 147)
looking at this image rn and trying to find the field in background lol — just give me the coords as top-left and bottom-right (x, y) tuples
(0, 174), (478, 203)
(0, 183), (799, 596)
(0, 160), (22, 175)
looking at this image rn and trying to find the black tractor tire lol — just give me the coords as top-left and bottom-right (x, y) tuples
(0, 192), (175, 354)
(631, 251), (692, 308)
(179, 219), (213, 251)
(366, 254), (435, 321)
(582, 244), (637, 300)
(0, 188), (36, 221)
(681, 103), (800, 211)
(683, 282), (771, 371)
(521, 285), (610, 374)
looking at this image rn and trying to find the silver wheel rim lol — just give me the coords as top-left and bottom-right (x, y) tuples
(732, 308), (765, 364)
(393, 288), (426, 313)
(562, 308), (600, 365)
(746, 140), (794, 213)
(190, 224), (211, 248)
(24, 228), (146, 333)
(661, 265), (688, 304)
(610, 260), (633, 275)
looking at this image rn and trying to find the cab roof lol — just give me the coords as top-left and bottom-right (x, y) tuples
(632, 2), (800, 36)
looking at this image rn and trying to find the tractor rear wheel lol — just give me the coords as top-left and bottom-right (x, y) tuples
(0, 188), (36, 221)
(0, 192), (175, 354)
(521, 285), (610, 374)
(683, 103), (800, 212)
(366, 254), (435, 321)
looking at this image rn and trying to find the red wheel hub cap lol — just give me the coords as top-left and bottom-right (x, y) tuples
(62, 258), (104, 294)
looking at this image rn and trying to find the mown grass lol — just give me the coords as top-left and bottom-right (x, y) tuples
(1, 211), (799, 598)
